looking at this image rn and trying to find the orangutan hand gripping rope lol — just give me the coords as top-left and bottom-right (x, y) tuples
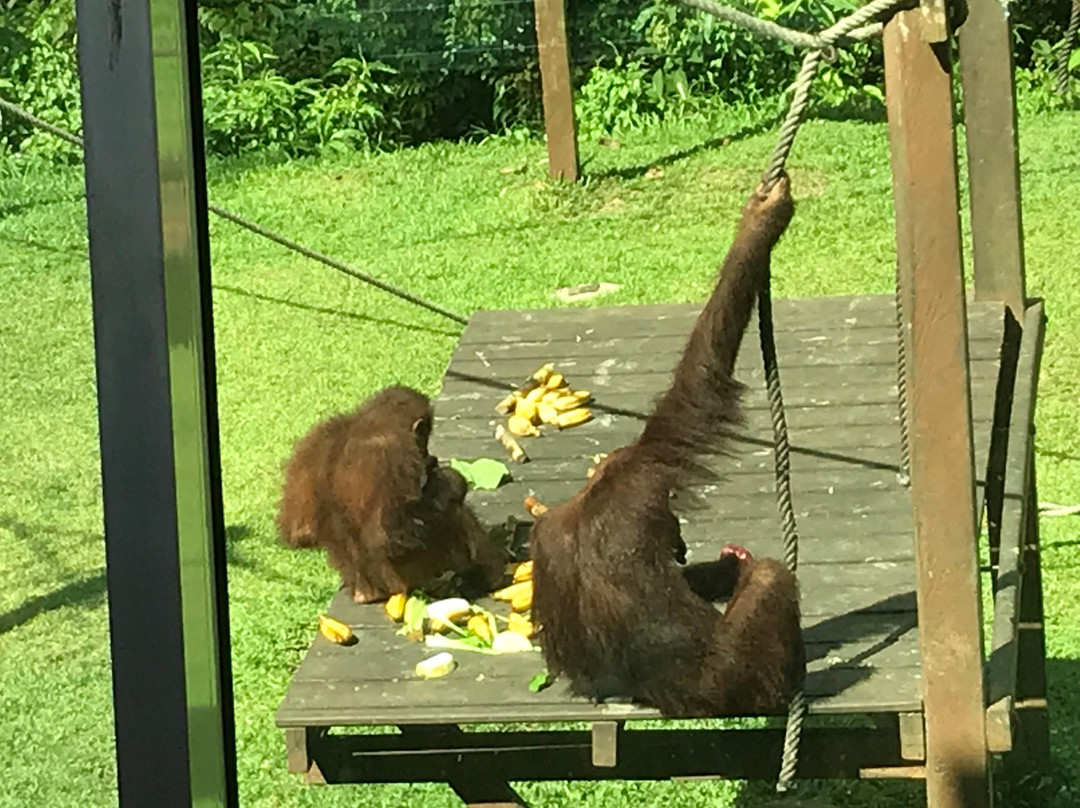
(529, 176), (804, 716)
(277, 385), (507, 603)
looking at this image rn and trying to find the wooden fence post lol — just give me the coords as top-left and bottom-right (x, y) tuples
(883, 7), (990, 808)
(533, 0), (580, 181)
(958, 0), (1027, 315)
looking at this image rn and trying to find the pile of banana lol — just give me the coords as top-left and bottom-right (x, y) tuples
(496, 363), (591, 438)
(318, 561), (538, 679)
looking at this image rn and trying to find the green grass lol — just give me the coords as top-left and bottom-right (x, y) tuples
(1, 104), (1078, 808)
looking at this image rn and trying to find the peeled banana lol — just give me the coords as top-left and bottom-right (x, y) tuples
(492, 631), (534, 654)
(415, 652), (456, 678)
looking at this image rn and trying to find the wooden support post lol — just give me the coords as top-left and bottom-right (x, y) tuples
(958, 0), (1027, 315)
(883, 8), (990, 808)
(532, 0), (579, 181)
(1012, 453), (1051, 771)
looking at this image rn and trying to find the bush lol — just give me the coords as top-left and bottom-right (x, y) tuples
(0, 0), (1075, 159)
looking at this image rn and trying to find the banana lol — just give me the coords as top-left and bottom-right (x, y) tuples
(318, 613), (354, 645)
(415, 652), (456, 678)
(495, 392), (518, 415)
(492, 631), (534, 653)
(514, 398), (539, 424)
(541, 390), (561, 404)
(550, 394), (586, 412)
(494, 425), (528, 463)
(492, 580), (532, 601)
(545, 372), (567, 389)
(524, 386), (547, 404)
(385, 593), (407, 622)
(467, 614), (493, 642)
(537, 401), (559, 425)
(511, 589), (533, 612)
(512, 560), (534, 582)
(555, 407), (592, 429)
(508, 414), (540, 437)
(531, 363), (555, 384)
(507, 612), (534, 638)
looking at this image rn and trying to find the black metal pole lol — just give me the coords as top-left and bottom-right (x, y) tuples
(75, 0), (237, 805)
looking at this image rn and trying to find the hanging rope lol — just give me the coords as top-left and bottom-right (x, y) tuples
(0, 95), (469, 327)
(678, 0), (908, 793)
(1057, 0), (1080, 96)
(894, 263), (912, 486)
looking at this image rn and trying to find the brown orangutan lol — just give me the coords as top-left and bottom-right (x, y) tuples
(277, 385), (507, 602)
(529, 176), (804, 717)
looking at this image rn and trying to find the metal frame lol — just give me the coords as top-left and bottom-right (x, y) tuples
(76, 0), (238, 805)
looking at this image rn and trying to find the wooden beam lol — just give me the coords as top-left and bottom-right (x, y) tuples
(883, 9), (991, 808)
(532, 0), (579, 181)
(958, 0), (1027, 314)
(985, 301), (1045, 753)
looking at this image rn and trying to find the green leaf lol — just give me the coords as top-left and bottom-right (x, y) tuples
(1069, 49), (1080, 72)
(528, 670), (552, 693)
(448, 458), (510, 490)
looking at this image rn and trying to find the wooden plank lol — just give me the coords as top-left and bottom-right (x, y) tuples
(442, 346), (1002, 384)
(291, 629), (920, 687)
(884, 9), (990, 807)
(451, 328), (1004, 365)
(986, 302), (1045, 753)
(314, 586), (917, 639)
(1012, 455), (1050, 770)
(958, 0), (1026, 314)
(457, 296), (1004, 343)
(305, 726), (907, 784)
(276, 661), (922, 728)
(532, 0), (578, 181)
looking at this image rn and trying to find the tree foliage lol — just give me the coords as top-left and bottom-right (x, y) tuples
(0, 0), (1073, 159)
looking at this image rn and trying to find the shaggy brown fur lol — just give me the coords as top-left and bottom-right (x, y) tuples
(530, 177), (804, 717)
(277, 385), (506, 602)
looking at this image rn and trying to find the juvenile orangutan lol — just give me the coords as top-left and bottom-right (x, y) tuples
(530, 176), (804, 716)
(278, 385), (506, 602)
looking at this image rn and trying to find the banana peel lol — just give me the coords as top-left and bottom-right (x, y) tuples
(318, 613), (356, 646)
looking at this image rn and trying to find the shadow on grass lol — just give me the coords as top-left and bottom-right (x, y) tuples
(0, 520), (272, 634)
(0, 572), (108, 635)
(733, 657), (1079, 808)
(212, 283), (464, 338)
(0, 231), (87, 257)
(585, 115), (784, 183)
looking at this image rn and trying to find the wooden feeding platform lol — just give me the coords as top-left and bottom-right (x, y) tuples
(276, 293), (1044, 800)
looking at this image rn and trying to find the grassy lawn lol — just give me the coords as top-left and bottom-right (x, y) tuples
(1, 104), (1078, 808)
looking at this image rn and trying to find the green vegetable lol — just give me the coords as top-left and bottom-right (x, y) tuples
(449, 458), (511, 490)
(528, 671), (552, 693)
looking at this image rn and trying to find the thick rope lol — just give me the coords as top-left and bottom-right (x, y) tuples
(1057, 0), (1080, 96)
(0, 95), (469, 326)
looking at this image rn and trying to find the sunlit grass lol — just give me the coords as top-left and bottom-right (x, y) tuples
(1, 105), (1077, 808)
